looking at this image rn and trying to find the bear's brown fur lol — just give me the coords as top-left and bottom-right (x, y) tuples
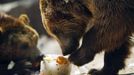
(40, 0), (134, 75)
(40, 0), (92, 55)
(0, 13), (42, 75)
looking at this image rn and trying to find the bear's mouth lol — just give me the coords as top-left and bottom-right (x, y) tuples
(62, 38), (82, 56)
(62, 43), (80, 56)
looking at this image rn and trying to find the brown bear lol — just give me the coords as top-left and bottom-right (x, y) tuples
(0, 13), (43, 75)
(40, 0), (134, 75)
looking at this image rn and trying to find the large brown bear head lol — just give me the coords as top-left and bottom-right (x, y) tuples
(39, 0), (92, 55)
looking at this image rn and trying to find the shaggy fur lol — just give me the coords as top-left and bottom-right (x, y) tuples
(40, 0), (134, 75)
(0, 13), (42, 75)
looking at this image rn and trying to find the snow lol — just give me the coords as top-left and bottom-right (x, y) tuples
(38, 35), (134, 75)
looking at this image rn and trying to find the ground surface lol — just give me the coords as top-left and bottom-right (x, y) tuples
(38, 36), (134, 75)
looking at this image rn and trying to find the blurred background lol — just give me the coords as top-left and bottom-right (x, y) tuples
(0, 0), (134, 74)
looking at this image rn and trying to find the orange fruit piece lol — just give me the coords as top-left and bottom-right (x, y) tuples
(56, 56), (68, 64)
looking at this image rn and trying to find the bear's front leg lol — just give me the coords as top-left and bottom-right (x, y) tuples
(69, 47), (96, 66)
(89, 41), (130, 75)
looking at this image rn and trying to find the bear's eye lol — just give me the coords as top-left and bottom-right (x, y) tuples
(53, 29), (61, 35)
(55, 31), (64, 36)
(20, 43), (29, 50)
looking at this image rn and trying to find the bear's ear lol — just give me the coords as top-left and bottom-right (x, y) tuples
(19, 14), (30, 25)
(0, 27), (3, 34)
